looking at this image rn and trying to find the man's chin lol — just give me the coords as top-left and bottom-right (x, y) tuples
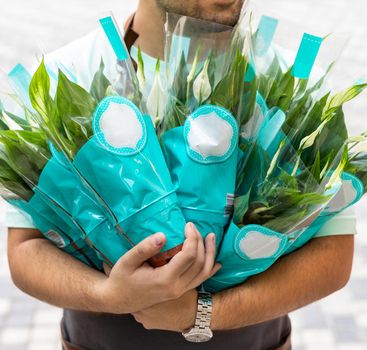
(206, 0), (244, 26)
(195, 5), (243, 26)
(206, 13), (241, 27)
(157, 0), (244, 27)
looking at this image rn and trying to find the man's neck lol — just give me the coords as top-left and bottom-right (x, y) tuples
(132, 0), (166, 59)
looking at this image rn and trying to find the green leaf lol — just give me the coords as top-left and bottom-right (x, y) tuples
(56, 69), (96, 156)
(299, 118), (329, 151)
(326, 145), (349, 189)
(29, 59), (55, 125)
(90, 59), (112, 102)
(323, 83), (367, 121)
(267, 67), (295, 111)
(0, 103), (10, 131)
(233, 190), (251, 226)
(266, 139), (286, 180)
(0, 130), (50, 187)
(211, 49), (248, 113)
(310, 152), (321, 183)
(57, 70), (96, 120)
(0, 158), (33, 200)
(137, 47), (145, 84)
(346, 152), (367, 193)
(3, 110), (32, 131)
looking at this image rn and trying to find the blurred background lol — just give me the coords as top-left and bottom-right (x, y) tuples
(0, 0), (366, 349)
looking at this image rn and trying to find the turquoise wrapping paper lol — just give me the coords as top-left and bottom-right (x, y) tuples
(162, 105), (239, 250)
(71, 96), (186, 260)
(9, 198), (102, 269)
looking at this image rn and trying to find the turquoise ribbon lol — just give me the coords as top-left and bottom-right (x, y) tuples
(292, 33), (323, 79)
(8, 64), (33, 110)
(99, 15), (129, 61)
(162, 105), (239, 249)
(255, 15), (279, 57)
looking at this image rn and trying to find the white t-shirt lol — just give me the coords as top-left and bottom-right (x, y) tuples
(4, 26), (357, 237)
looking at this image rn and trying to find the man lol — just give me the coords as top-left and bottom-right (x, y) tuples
(7, 0), (356, 349)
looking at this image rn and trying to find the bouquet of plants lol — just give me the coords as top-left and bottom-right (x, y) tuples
(1, 4), (366, 295)
(149, 12), (263, 251)
(0, 13), (187, 268)
(203, 8), (367, 292)
(0, 104), (103, 268)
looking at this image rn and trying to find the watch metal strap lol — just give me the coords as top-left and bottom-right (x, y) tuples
(182, 291), (213, 342)
(195, 292), (212, 330)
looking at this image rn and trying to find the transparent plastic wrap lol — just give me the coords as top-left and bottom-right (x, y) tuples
(204, 125), (348, 292)
(4, 14), (186, 267)
(158, 9), (264, 250)
(202, 4), (367, 292)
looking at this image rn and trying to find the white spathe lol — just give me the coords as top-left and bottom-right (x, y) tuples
(193, 61), (212, 103)
(99, 102), (143, 149)
(187, 112), (233, 159)
(326, 179), (357, 213)
(239, 231), (282, 259)
(146, 70), (168, 124)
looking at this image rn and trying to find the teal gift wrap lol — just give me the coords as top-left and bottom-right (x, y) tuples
(71, 96), (186, 266)
(29, 145), (132, 266)
(205, 173), (362, 292)
(162, 105), (239, 250)
(9, 197), (102, 269)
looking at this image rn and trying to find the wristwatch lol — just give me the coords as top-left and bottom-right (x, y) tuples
(182, 291), (213, 342)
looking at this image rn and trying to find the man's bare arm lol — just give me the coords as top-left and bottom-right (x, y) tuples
(7, 224), (219, 314)
(8, 228), (109, 312)
(211, 235), (354, 330)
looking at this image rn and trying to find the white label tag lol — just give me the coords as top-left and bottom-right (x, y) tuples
(225, 193), (235, 218)
(45, 230), (66, 248)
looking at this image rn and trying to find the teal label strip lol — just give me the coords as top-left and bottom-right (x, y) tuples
(100, 16), (129, 61)
(292, 33), (323, 79)
(8, 64), (32, 107)
(46, 61), (78, 83)
(244, 53), (256, 82)
(255, 15), (279, 56)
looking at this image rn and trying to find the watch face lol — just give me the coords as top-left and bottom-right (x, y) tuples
(185, 330), (213, 343)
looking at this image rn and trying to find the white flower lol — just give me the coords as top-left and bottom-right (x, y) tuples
(193, 59), (211, 104)
(146, 60), (168, 124)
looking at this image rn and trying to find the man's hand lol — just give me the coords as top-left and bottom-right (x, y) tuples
(8, 223), (220, 315)
(98, 223), (221, 314)
(133, 290), (198, 332)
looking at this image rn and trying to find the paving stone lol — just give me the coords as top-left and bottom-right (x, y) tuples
(0, 326), (30, 346)
(0, 298), (11, 317)
(5, 313), (34, 328)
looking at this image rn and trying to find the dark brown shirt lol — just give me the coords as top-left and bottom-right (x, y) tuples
(62, 310), (291, 350)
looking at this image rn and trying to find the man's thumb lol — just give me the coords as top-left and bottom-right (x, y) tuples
(118, 233), (166, 270)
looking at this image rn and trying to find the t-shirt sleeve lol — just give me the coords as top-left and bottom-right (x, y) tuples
(5, 203), (36, 229)
(314, 207), (357, 237)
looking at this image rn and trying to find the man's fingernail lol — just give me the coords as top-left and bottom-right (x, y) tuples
(152, 233), (163, 246)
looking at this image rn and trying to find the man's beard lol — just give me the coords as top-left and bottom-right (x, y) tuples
(155, 0), (244, 27)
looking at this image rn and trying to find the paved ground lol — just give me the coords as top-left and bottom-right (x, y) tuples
(0, 0), (366, 349)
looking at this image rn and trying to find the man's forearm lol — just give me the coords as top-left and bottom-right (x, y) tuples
(211, 235), (354, 330)
(8, 229), (107, 312)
